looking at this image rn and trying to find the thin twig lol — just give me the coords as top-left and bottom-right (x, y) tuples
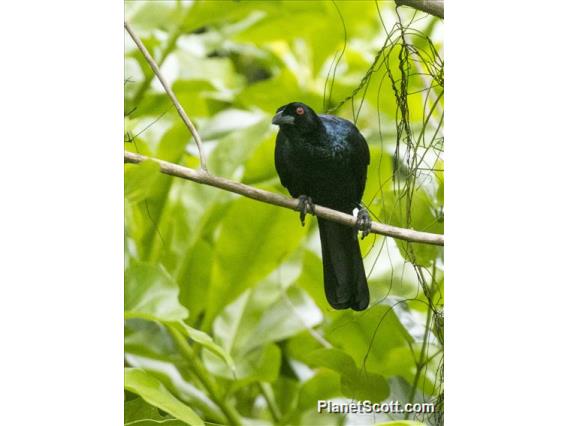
(125, 151), (444, 246)
(395, 0), (444, 19)
(124, 21), (209, 171)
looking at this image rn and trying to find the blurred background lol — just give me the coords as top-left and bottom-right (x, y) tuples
(124, 1), (444, 425)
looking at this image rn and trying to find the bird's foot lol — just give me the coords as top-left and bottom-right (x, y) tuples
(356, 207), (372, 239)
(297, 195), (315, 226)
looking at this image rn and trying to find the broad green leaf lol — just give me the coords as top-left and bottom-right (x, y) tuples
(125, 261), (188, 322)
(305, 348), (356, 373)
(175, 53), (242, 93)
(324, 305), (414, 377)
(375, 422), (427, 426)
(305, 348), (389, 403)
(125, 351), (226, 424)
(125, 368), (204, 426)
(205, 282), (319, 382)
(206, 197), (307, 322)
(213, 280), (320, 355)
(250, 286), (322, 350)
(177, 238), (213, 321)
(340, 371), (389, 404)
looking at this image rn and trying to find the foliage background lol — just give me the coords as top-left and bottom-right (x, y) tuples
(124, 1), (444, 425)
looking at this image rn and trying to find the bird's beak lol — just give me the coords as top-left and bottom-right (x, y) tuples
(272, 111), (295, 125)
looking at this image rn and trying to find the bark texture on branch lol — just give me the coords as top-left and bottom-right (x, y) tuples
(124, 151), (444, 246)
(395, 0), (444, 19)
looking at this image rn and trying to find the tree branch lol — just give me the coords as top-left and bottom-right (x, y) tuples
(125, 151), (444, 246)
(395, 0), (444, 19)
(124, 21), (209, 171)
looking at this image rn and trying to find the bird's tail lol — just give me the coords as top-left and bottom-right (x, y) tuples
(317, 218), (369, 311)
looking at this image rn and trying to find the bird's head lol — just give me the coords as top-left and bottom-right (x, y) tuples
(272, 102), (322, 135)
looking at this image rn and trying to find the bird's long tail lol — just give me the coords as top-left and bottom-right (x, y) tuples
(317, 218), (369, 311)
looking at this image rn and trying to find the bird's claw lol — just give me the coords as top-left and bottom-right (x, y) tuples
(356, 208), (372, 239)
(297, 195), (315, 226)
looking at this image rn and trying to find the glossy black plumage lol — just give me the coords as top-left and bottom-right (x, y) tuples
(272, 102), (370, 310)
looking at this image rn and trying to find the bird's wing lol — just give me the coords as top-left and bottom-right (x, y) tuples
(327, 116), (369, 203)
(350, 129), (370, 203)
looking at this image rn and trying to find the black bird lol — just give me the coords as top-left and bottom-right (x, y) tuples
(272, 102), (371, 311)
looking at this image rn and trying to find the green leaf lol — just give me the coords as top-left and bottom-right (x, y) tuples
(204, 281), (319, 383)
(127, 1), (186, 32)
(135, 124), (189, 262)
(294, 249), (331, 312)
(305, 348), (390, 403)
(323, 306), (415, 380)
(169, 322), (236, 373)
(202, 341), (281, 384)
(205, 197), (307, 322)
(177, 238), (213, 321)
(305, 348), (356, 372)
(298, 369), (341, 411)
(125, 349), (226, 424)
(207, 118), (271, 178)
(125, 368), (205, 426)
(213, 280), (320, 355)
(250, 286), (322, 350)
(340, 371), (389, 404)
(125, 261), (188, 322)
(125, 161), (162, 203)
(182, 0), (271, 34)
(125, 319), (177, 362)
(124, 397), (190, 425)
(242, 133), (280, 185)
(125, 397), (163, 423)
(272, 377), (300, 420)
(374, 422), (427, 426)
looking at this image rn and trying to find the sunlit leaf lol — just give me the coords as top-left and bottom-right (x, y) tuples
(125, 261), (188, 322)
(205, 197), (307, 322)
(125, 368), (205, 426)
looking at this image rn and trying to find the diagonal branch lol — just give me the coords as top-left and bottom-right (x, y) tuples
(124, 21), (209, 171)
(395, 0), (444, 19)
(125, 151), (444, 246)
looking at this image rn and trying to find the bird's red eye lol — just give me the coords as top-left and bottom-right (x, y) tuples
(296, 106), (305, 115)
